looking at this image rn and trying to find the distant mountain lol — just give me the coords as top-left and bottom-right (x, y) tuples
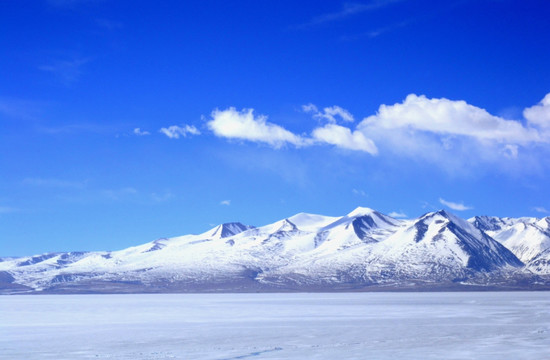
(1, 207), (549, 294)
(468, 216), (550, 270)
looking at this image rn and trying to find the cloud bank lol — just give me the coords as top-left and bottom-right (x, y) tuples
(205, 92), (550, 172)
(356, 93), (550, 172)
(207, 107), (376, 154)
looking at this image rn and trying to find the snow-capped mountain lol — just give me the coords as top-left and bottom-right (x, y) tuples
(1, 207), (549, 294)
(468, 215), (550, 272)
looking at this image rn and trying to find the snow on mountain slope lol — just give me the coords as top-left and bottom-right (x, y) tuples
(286, 212), (339, 232)
(199, 222), (255, 239)
(249, 210), (524, 286)
(526, 248), (550, 274)
(1, 207), (548, 293)
(469, 216), (550, 263)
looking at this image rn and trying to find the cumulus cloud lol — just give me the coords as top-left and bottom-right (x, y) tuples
(159, 125), (200, 139)
(208, 107), (378, 154)
(312, 123), (377, 154)
(356, 93), (550, 173)
(207, 93), (550, 166)
(303, 104), (354, 123)
(208, 108), (304, 148)
(439, 198), (473, 211)
(523, 93), (550, 130)
(220, 200), (231, 206)
(133, 128), (150, 136)
(360, 94), (541, 144)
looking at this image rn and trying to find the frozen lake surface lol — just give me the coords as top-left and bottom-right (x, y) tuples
(1, 292), (549, 359)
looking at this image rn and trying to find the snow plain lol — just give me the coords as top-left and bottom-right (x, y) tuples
(1, 292), (549, 359)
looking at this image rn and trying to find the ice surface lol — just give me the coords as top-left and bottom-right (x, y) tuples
(1, 292), (549, 359)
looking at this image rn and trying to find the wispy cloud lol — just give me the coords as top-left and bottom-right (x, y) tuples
(220, 200), (231, 206)
(151, 191), (174, 202)
(38, 122), (116, 135)
(23, 177), (87, 189)
(133, 128), (150, 136)
(389, 211), (407, 218)
(0, 97), (46, 121)
(341, 19), (410, 41)
(159, 125), (200, 139)
(439, 198), (473, 211)
(95, 18), (123, 30)
(303, 104), (354, 123)
(352, 188), (367, 197)
(294, 0), (404, 29)
(39, 57), (90, 85)
(533, 206), (549, 214)
(101, 187), (138, 200)
(0, 206), (20, 214)
(47, 0), (103, 8)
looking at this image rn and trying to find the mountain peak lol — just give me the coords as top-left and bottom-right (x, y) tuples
(209, 222), (254, 238)
(277, 219), (297, 232)
(347, 206), (376, 218)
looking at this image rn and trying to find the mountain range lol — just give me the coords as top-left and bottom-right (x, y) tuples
(2, 207), (550, 294)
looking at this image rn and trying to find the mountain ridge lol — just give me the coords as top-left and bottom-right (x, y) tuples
(2, 207), (550, 294)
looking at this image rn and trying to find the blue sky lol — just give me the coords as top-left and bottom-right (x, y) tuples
(2, 0), (550, 256)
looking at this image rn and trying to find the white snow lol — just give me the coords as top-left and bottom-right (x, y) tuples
(1, 292), (549, 359)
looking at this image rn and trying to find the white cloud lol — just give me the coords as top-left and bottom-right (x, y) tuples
(352, 188), (367, 197)
(159, 125), (200, 139)
(23, 177), (87, 189)
(207, 93), (550, 164)
(439, 198), (473, 211)
(220, 200), (231, 206)
(389, 211), (407, 218)
(502, 144), (519, 159)
(151, 192), (173, 202)
(533, 206), (549, 214)
(207, 108), (305, 148)
(133, 128), (150, 136)
(207, 106), (372, 154)
(523, 93), (550, 130)
(101, 187), (138, 200)
(295, 0), (403, 28)
(0, 206), (19, 214)
(312, 123), (377, 154)
(356, 93), (550, 173)
(39, 58), (90, 85)
(303, 104), (354, 123)
(360, 94), (541, 144)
